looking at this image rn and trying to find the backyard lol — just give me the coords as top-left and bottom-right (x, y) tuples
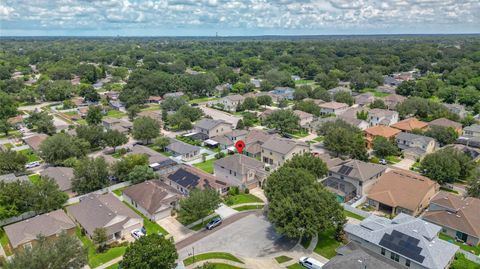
(225, 194), (264, 206)
(28, 174), (41, 185)
(343, 210), (366, 220)
(183, 252), (243, 266)
(106, 110), (127, 119)
(18, 148), (41, 163)
(193, 158), (216, 174)
(314, 228), (343, 259)
(439, 233), (480, 255)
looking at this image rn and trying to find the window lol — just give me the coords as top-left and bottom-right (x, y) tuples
(405, 259), (410, 267)
(390, 253), (399, 262)
(381, 248), (385, 255)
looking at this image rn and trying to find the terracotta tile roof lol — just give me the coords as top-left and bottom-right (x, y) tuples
(368, 170), (439, 212)
(365, 125), (401, 138)
(391, 118), (428, 132)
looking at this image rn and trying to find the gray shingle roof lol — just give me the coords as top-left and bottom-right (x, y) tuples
(464, 124), (480, 133)
(214, 154), (266, 176)
(166, 140), (200, 155)
(344, 214), (458, 269)
(396, 132), (434, 145)
(261, 137), (308, 155)
(330, 160), (386, 182)
(40, 167), (74, 192)
(123, 180), (181, 215)
(195, 118), (229, 130)
(0, 173), (29, 183)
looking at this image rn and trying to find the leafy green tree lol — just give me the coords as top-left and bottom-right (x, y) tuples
(0, 150), (27, 174)
(104, 129), (128, 152)
(76, 124), (105, 149)
(0, 91), (18, 120)
(121, 234), (178, 269)
(178, 188), (221, 225)
(112, 154), (149, 181)
(265, 69), (294, 87)
(265, 109), (300, 135)
(369, 99), (387, 109)
(133, 116), (160, 144)
(396, 80), (416, 96)
(257, 95), (272, 107)
(0, 119), (13, 136)
(319, 120), (367, 160)
(127, 105), (141, 121)
(356, 110), (368, 120)
(283, 153), (328, 179)
(312, 89), (331, 102)
(466, 170), (480, 198)
(32, 177), (68, 213)
(333, 91), (353, 106)
(154, 136), (171, 151)
(294, 100), (321, 116)
(79, 84), (100, 102)
(314, 72), (338, 89)
(40, 134), (89, 165)
(4, 233), (87, 269)
(265, 167), (344, 238)
(25, 111), (56, 135)
(436, 86), (458, 104)
(161, 96), (187, 111)
(457, 86), (480, 106)
(424, 126), (458, 146)
(92, 228), (108, 253)
(293, 88), (308, 100)
(72, 157), (110, 194)
(38, 80), (73, 101)
(421, 148), (474, 184)
(86, 106), (103, 125)
(372, 137), (399, 158)
(127, 165), (158, 184)
(242, 97), (258, 110)
(236, 119), (245, 129)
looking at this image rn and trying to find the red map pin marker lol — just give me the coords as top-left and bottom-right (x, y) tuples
(235, 140), (245, 154)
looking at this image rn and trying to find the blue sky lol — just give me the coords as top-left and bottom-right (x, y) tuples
(1, 0), (479, 36)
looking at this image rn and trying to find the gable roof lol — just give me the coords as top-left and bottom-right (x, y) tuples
(23, 133), (49, 151)
(4, 209), (76, 249)
(214, 154), (266, 176)
(244, 129), (273, 145)
(428, 118), (462, 129)
(127, 144), (172, 165)
(423, 192), (480, 238)
(330, 159), (386, 182)
(40, 167), (74, 192)
(224, 94), (245, 102)
(344, 213), (458, 269)
(293, 110), (313, 120)
(261, 136), (308, 155)
(368, 170), (439, 212)
(396, 132), (435, 146)
(464, 124), (480, 133)
(319, 101), (349, 110)
(368, 108), (398, 118)
(391, 118), (428, 131)
(166, 165), (229, 191)
(0, 173), (29, 183)
(123, 180), (181, 215)
(365, 125), (401, 138)
(66, 193), (142, 237)
(166, 140), (200, 155)
(195, 118), (230, 130)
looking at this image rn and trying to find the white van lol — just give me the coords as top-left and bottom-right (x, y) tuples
(299, 256), (324, 269)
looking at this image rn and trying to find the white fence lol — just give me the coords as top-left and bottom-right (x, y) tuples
(459, 249), (480, 264)
(343, 204), (371, 219)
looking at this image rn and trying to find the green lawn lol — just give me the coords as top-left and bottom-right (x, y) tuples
(362, 88), (390, 97)
(190, 215), (219, 231)
(140, 105), (161, 112)
(200, 263), (245, 269)
(300, 236), (312, 249)
(275, 255), (293, 264)
(105, 263), (119, 269)
(19, 148), (41, 162)
(450, 253), (480, 269)
(0, 229), (13, 256)
(344, 210), (366, 220)
(183, 252), (244, 266)
(439, 233), (480, 255)
(313, 136), (324, 142)
(189, 97), (219, 104)
(3, 143), (14, 150)
(193, 158), (216, 174)
(122, 201), (169, 235)
(28, 174), (41, 185)
(75, 227), (127, 268)
(287, 263), (305, 269)
(289, 130), (310, 138)
(314, 229), (343, 259)
(295, 79), (315, 85)
(112, 186), (127, 197)
(106, 110), (127, 119)
(225, 194), (263, 206)
(385, 155), (401, 164)
(234, 205), (264, 211)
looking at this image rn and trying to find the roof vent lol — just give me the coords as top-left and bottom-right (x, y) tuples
(108, 213), (112, 216)
(99, 204), (102, 207)
(456, 215), (461, 218)
(413, 229), (418, 233)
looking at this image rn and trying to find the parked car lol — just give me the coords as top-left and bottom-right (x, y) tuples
(131, 229), (145, 240)
(140, 226), (147, 235)
(379, 159), (387, 165)
(299, 257), (324, 269)
(25, 161), (40, 169)
(206, 217), (222, 230)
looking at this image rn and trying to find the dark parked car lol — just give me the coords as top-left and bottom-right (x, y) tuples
(206, 217), (222, 230)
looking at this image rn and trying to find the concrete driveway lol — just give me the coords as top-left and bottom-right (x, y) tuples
(392, 158), (415, 170)
(157, 216), (194, 242)
(177, 212), (296, 259)
(215, 204), (237, 219)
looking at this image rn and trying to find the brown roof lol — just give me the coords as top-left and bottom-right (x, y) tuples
(23, 133), (49, 152)
(319, 101), (349, 110)
(368, 170), (439, 212)
(40, 167), (74, 192)
(4, 209), (76, 249)
(123, 180), (181, 215)
(293, 110), (313, 120)
(391, 118), (428, 132)
(428, 118), (462, 130)
(423, 192), (480, 238)
(166, 165), (230, 191)
(244, 129), (272, 145)
(7, 115), (23, 125)
(365, 125), (401, 138)
(148, 96), (162, 101)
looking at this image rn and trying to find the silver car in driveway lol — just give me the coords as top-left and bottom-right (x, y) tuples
(206, 217), (222, 230)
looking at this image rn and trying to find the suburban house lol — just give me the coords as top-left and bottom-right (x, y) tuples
(165, 139), (201, 161)
(3, 209), (76, 252)
(367, 109), (399, 127)
(260, 137), (309, 169)
(225, 129), (248, 142)
(146, 96), (162, 104)
(269, 87), (294, 101)
(122, 180), (182, 221)
(319, 101), (349, 115)
(367, 170), (439, 216)
(23, 133), (49, 153)
(163, 165), (230, 196)
(66, 193), (143, 242)
(354, 92), (375, 106)
(428, 118), (462, 135)
(328, 86), (351, 97)
(364, 125), (401, 149)
(0, 173), (29, 183)
(194, 119), (233, 138)
(463, 124), (480, 138)
(395, 132), (436, 160)
(377, 85), (396, 94)
(216, 94), (245, 112)
(322, 160), (387, 203)
(391, 117), (428, 133)
(209, 135), (234, 150)
(243, 129), (274, 158)
(344, 213), (458, 269)
(127, 144), (178, 173)
(137, 110), (162, 124)
(423, 192), (480, 246)
(40, 167), (75, 194)
(382, 94), (406, 109)
(7, 115), (24, 129)
(293, 110), (314, 126)
(444, 103), (467, 118)
(163, 92), (184, 99)
(259, 109), (275, 122)
(102, 118), (133, 134)
(338, 117), (369, 131)
(214, 154), (269, 189)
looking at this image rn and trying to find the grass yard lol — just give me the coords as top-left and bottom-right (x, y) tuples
(362, 88), (390, 97)
(0, 229), (13, 256)
(189, 97), (219, 104)
(313, 136), (324, 142)
(225, 194), (263, 206)
(18, 148), (41, 162)
(3, 143), (14, 150)
(295, 79), (315, 85)
(234, 205), (264, 211)
(193, 158), (216, 174)
(287, 263), (305, 269)
(439, 233), (480, 255)
(75, 227), (127, 268)
(183, 252), (243, 266)
(106, 110), (127, 119)
(450, 253), (480, 269)
(200, 263), (245, 269)
(385, 155), (401, 164)
(289, 130), (310, 138)
(122, 201), (169, 236)
(300, 236), (312, 249)
(140, 105), (161, 112)
(275, 255), (293, 264)
(28, 174), (41, 185)
(105, 263), (119, 269)
(344, 210), (366, 220)
(314, 228), (343, 259)
(189, 215), (220, 231)
(112, 186), (127, 197)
